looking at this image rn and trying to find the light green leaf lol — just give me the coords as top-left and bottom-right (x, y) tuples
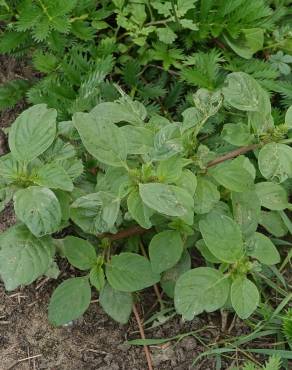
(199, 213), (244, 263)
(181, 107), (203, 133)
(0, 153), (26, 184)
(210, 159), (254, 192)
(259, 211), (288, 237)
(0, 187), (14, 212)
(232, 190), (261, 237)
(0, 225), (54, 291)
(14, 186), (61, 237)
(222, 123), (253, 146)
(9, 104), (57, 162)
(157, 156), (185, 183)
(127, 190), (153, 229)
(223, 73), (273, 133)
(151, 124), (183, 160)
(73, 112), (127, 167)
(285, 106), (292, 128)
(223, 72), (260, 111)
(70, 192), (120, 234)
(120, 125), (154, 155)
(255, 182), (288, 210)
(175, 169), (197, 196)
(174, 267), (230, 320)
(224, 28), (264, 59)
(161, 251), (191, 298)
(63, 236), (97, 270)
(194, 177), (220, 214)
(246, 232), (280, 265)
(106, 253), (160, 292)
(90, 100), (146, 126)
(89, 266), (105, 291)
(258, 143), (292, 183)
(231, 277), (259, 319)
(195, 239), (221, 263)
(33, 162), (74, 191)
(99, 283), (132, 324)
(156, 26), (177, 44)
(48, 277), (91, 326)
(139, 183), (194, 220)
(149, 230), (184, 273)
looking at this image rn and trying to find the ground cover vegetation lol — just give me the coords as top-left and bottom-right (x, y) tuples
(0, 0), (291, 368)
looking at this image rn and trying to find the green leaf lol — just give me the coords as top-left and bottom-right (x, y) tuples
(14, 186), (61, 237)
(127, 190), (153, 229)
(160, 251), (191, 298)
(199, 213), (244, 263)
(175, 169), (197, 196)
(151, 124), (183, 160)
(9, 104), (57, 162)
(259, 211), (288, 237)
(232, 190), (261, 237)
(181, 107), (204, 133)
(33, 162), (74, 191)
(0, 225), (54, 291)
(223, 73), (273, 133)
(224, 28), (264, 59)
(89, 266), (105, 291)
(120, 126), (154, 155)
(193, 177), (220, 214)
(210, 159), (254, 192)
(258, 143), (292, 183)
(73, 112), (127, 167)
(174, 267), (230, 320)
(195, 239), (221, 263)
(246, 232), (280, 265)
(223, 72), (260, 111)
(231, 277), (259, 319)
(63, 236), (97, 271)
(139, 183), (194, 219)
(48, 277), (91, 326)
(255, 182), (288, 210)
(156, 27), (177, 44)
(90, 101), (146, 126)
(149, 230), (184, 273)
(285, 106), (292, 129)
(0, 153), (25, 184)
(99, 283), (132, 324)
(106, 253), (160, 292)
(157, 156), (185, 183)
(70, 192), (120, 234)
(222, 123), (253, 146)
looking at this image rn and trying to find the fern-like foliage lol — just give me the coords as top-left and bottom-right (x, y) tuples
(181, 49), (225, 90)
(0, 79), (30, 109)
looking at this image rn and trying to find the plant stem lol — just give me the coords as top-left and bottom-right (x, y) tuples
(206, 144), (259, 168)
(99, 226), (148, 241)
(132, 303), (154, 370)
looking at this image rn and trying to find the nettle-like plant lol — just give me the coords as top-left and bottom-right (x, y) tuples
(0, 72), (292, 326)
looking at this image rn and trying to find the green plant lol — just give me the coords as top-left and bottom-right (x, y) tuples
(0, 72), (291, 330)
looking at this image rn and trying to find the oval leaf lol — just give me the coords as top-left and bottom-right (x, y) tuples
(63, 236), (97, 270)
(0, 225), (54, 291)
(14, 186), (61, 237)
(246, 232), (280, 265)
(199, 213), (244, 263)
(231, 277), (259, 319)
(149, 230), (184, 273)
(174, 267), (230, 320)
(9, 104), (57, 162)
(48, 277), (91, 326)
(99, 283), (133, 324)
(106, 253), (160, 292)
